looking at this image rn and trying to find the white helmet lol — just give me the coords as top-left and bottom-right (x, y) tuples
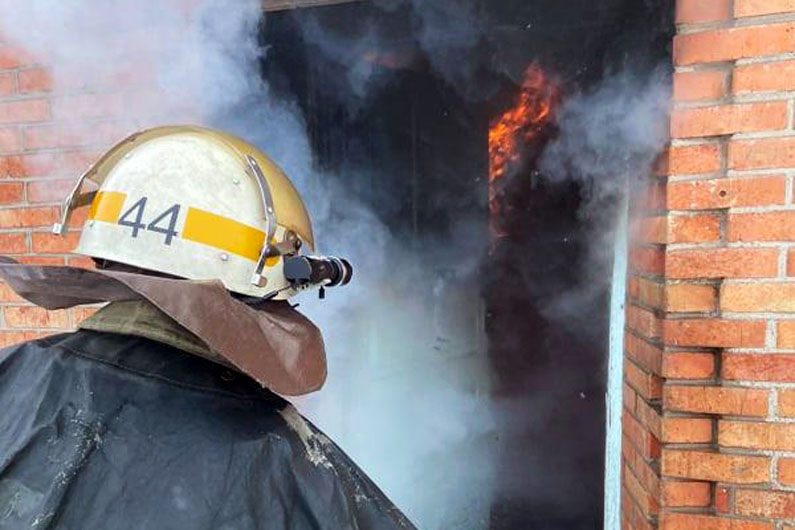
(53, 125), (349, 300)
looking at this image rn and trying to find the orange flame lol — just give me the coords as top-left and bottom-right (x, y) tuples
(488, 64), (560, 221)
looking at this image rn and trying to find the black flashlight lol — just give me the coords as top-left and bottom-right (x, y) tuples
(284, 256), (353, 291)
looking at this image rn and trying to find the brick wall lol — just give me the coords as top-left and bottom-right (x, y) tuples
(0, 31), (199, 347)
(623, 1), (795, 529)
(0, 44), (97, 346)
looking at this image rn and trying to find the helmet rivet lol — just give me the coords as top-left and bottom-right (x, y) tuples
(220, 253), (229, 262)
(232, 178), (240, 185)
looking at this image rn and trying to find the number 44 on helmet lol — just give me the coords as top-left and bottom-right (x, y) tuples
(52, 125), (352, 300)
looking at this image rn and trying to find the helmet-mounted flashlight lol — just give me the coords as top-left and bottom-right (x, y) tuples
(283, 256), (353, 299)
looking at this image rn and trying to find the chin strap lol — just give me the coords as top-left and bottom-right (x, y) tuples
(52, 168), (96, 235)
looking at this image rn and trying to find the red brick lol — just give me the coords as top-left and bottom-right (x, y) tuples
(17, 68), (52, 94)
(624, 382), (637, 412)
(624, 465), (659, 516)
(716, 486), (732, 513)
(0, 330), (49, 348)
(17, 255), (64, 265)
(630, 246), (665, 276)
(722, 283), (795, 312)
(664, 319), (766, 348)
(65, 207), (89, 230)
(627, 305), (662, 339)
(736, 489), (795, 518)
(779, 458), (795, 485)
(0, 207), (58, 228)
(729, 138), (795, 170)
(789, 249), (795, 277)
(632, 454), (662, 503)
(14, 150), (99, 179)
(668, 215), (720, 243)
(668, 176), (787, 210)
(663, 352), (715, 379)
(666, 248), (779, 279)
(72, 306), (99, 324)
(66, 255), (95, 269)
(674, 70), (728, 102)
(674, 23), (795, 66)
(22, 124), (85, 151)
(0, 232), (27, 254)
(0, 155), (27, 178)
(662, 417), (713, 443)
(0, 127), (20, 152)
(23, 121), (127, 150)
(625, 359), (663, 400)
(31, 231), (80, 254)
(666, 144), (722, 175)
(4, 306), (69, 329)
(735, 0), (795, 17)
(779, 321), (795, 348)
(720, 420), (795, 450)
(628, 276), (640, 300)
(0, 71), (15, 97)
(661, 480), (711, 507)
(729, 212), (795, 242)
(624, 411), (661, 459)
(637, 278), (664, 310)
(635, 216), (667, 245)
(625, 333), (664, 374)
(0, 182), (23, 204)
(0, 99), (49, 124)
(635, 398), (663, 439)
(631, 507), (655, 530)
(661, 513), (772, 530)
(665, 284), (717, 312)
(662, 449), (770, 483)
(676, 0), (732, 23)
(671, 102), (788, 138)
(734, 60), (795, 94)
(0, 282), (24, 303)
(27, 179), (78, 203)
(664, 386), (769, 416)
(0, 46), (36, 69)
(724, 354), (795, 382)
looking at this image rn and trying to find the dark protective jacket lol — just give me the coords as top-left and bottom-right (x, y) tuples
(0, 330), (416, 530)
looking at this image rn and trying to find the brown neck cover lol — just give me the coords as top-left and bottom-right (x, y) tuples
(0, 257), (326, 396)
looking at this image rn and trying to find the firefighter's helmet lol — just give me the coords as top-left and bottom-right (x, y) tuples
(53, 125), (316, 299)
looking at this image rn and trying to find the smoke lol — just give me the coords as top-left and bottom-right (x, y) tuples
(296, 0), (488, 104)
(0, 0), (673, 527)
(538, 67), (671, 324)
(0, 1), (496, 528)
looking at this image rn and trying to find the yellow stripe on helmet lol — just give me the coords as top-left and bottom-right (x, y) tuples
(182, 207), (278, 266)
(88, 191), (127, 223)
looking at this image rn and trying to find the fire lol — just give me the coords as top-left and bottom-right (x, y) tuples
(488, 64), (560, 221)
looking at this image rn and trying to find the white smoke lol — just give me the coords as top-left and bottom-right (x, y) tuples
(0, 1), (496, 528)
(539, 68), (671, 324)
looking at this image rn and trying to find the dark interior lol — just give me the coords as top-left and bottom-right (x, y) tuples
(259, 1), (673, 528)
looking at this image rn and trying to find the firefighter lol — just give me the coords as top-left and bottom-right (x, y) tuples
(0, 126), (416, 530)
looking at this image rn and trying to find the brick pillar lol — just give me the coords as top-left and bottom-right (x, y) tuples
(624, 1), (795, 529)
